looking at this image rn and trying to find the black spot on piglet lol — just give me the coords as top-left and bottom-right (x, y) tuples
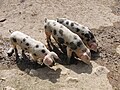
(41, 49), (45, 53)
(59, 29), (63, 36)
(23, 38), (26, 42)
(77, 41), (82, 47)
(58, 37), (64, 44)
(84, 33), (90, 38)
(88, 31), (94, 39)
(36, 45), (39, 48)
(26, 43), (29, 46)
(69, 42), (77, 50)
(24, 48), (27, 50)
(71, 23), (74, 27)
(76, 28), (80, 32)
(66, 21), (69, 25)
(53, 29), (57, 35)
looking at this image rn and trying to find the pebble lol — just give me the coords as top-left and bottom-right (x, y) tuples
(61, 70), (68, 75)
(0, 77), (6, 81)
(24, 68), (30, 74)
(66, 77), (78, 83)
(29, 69), (38, 76)
(93, 66), (109, 76)
(0, 18), (6, 22)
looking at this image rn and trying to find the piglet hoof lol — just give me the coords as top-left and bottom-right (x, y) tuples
(7, 53), (12, 57)
(7, 48), (14, 57)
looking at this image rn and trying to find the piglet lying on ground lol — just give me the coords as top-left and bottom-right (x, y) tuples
(57, 18), (98, 52)
(44, 18), (91, 65)
(7, 31), (59, 67)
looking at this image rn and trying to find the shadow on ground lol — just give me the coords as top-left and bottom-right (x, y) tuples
(47, 41), (100, 74)
(12, 40), (98, 83)
(14, 53), (61, 83)
(1, 21), (120, 88)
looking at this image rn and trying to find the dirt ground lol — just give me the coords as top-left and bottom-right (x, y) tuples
(0, 0), (120, 90)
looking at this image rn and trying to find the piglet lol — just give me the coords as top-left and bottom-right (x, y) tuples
(7, 31), (59, 67)
(44, 18), (91, 64)
(57, 18), (98, 52)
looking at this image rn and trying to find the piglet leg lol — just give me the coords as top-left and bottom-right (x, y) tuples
(14, 47), (19, 58)
(66, 47), (72, 64)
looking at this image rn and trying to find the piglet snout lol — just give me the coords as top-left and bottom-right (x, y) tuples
(49, 60), (55, 67)
(80, 51), (91, 65)
(81, 52), (91, 60)
(89, 43), (98, 52)
(43, 58), (53, 67)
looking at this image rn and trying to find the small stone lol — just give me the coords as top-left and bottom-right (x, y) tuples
(24, 68), (30, 74)
(93, 66), (109, 76)
(114, 61), (118, 65)
(29, 69), (38, 76)
(61, 70), (68, 75)
(66, 77), (78, 83)
(0, 18), (6, 22)
(3, 86), (15, 90)
(0, 77), (6, 81)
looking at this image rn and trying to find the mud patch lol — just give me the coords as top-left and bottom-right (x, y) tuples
(91, 21), (120, 90)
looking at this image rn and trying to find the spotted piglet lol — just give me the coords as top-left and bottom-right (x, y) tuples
(7, 31), (59, 67)
(44, 19), (91, 65)
(57, 18), (98, 52)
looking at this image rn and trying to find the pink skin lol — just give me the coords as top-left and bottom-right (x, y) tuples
(88, 42), (98, 52)
(76, 48), (91, 64)
(90, 43), (97, 52)
(41, 52), (60, 67)
(80, 52), (91, 64)
(43, 55), (53, 67)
